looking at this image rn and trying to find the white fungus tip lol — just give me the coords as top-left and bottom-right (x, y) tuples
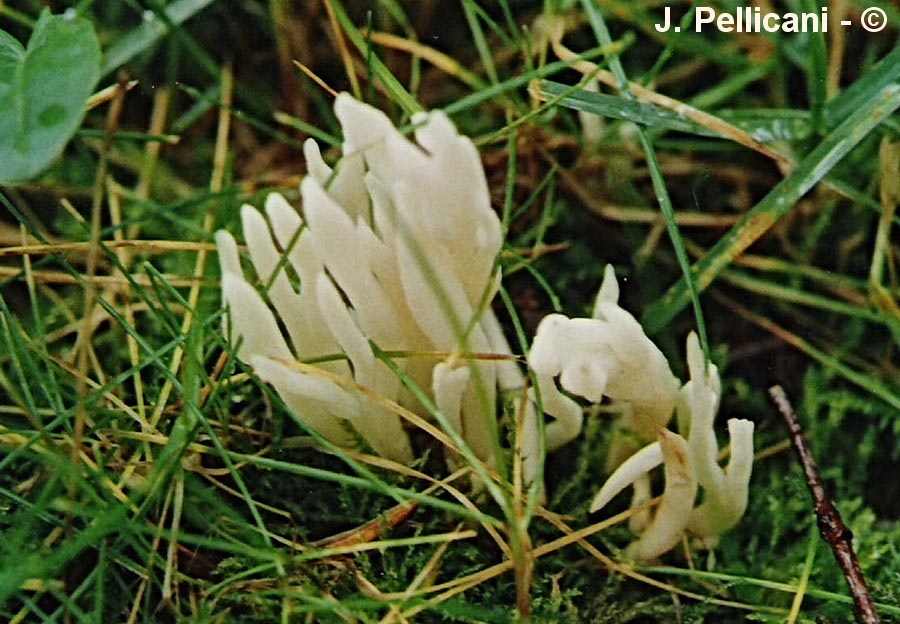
(590, 441), (663, 513)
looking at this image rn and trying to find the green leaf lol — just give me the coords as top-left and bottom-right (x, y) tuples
(0, 9), (101, 185)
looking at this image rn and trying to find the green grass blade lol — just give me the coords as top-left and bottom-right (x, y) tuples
(536, 80), (710, 133)
(326, 0), (421, 115)
(579, 0), (709, 353)
(640, 565), (900, 617)
(801, 0), (828, 132)
(642, 83), (900, 334)
(825, 44), (900, 127)
(538, 80), (817, 142)
(101, 0), (216, 77)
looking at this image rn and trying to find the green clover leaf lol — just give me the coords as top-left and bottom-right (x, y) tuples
(0, 9), (101, 184)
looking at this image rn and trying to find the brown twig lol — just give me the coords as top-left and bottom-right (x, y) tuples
(768, 386), (881, 624)
(311, 500), (420, 550)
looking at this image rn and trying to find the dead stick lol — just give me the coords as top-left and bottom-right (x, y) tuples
(311, 500), (419, 549)
(768, 386), (881, 624)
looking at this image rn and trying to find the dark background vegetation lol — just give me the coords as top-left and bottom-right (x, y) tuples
(1, 0), (899, 621)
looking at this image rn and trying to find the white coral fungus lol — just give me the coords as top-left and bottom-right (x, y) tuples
(529, 265), (755, 559)
(217, 94), (529, 473)
(528, 265), (680, 440)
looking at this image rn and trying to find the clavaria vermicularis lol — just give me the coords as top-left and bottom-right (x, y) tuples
(216, 93), (538, 477)
(529, 265), (755, 560)
(217, 95), (754, 559)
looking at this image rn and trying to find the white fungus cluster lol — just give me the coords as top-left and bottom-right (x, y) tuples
(217, 93), (531, 475)
(217, 95), (754, 561)
(529, 266), (755, 559)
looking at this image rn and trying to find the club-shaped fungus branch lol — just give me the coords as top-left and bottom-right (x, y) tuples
(624, 428), (696, 561)
(680, 332), (755, 543)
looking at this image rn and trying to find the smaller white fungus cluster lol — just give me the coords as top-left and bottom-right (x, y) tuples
(528, 265), (755, 560)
